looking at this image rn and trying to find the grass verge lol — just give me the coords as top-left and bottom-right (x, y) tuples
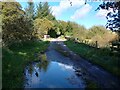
(2, 40), (49, 88)
(64, 40), (120, 77)
(54, 44), (69, 57)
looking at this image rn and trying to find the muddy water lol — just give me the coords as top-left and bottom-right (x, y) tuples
(24, 60), (86, 88)
(24, 41), (86, 88)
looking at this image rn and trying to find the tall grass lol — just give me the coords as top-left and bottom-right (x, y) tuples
(2, 41), (49, 88)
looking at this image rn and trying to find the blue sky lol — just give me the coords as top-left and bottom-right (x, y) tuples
(18, 0), (108, 29)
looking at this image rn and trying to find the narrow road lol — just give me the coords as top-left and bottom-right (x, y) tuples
(46, 38), (120, 88)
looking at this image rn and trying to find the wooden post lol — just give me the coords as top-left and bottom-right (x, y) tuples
(111, 43), (113, 51)
(82, 40), (83, 43)
(95, 41), (98, 48)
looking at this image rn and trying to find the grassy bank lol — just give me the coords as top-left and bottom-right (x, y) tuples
(64, 40), (120, 77)
(2, 40), (49, 88)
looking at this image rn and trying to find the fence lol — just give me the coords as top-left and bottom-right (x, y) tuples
(110, 42), (120, 53)
(73, 38), (120, 53)
(73, 38), (99, 48)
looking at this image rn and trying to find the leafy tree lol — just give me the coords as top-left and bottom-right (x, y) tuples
(58, 21), (73, 37)
(88, 26), (107, 37)
(69, 0), (119, 31)
(51, 23), (61, 37)
(69, 0), (120, 38)
(96, 1), (120, 40)
(48, 29), (58, 38)
(34, 1), (56, 38)
(65, 21), (73, 36)
(50, 20), (64, 37)
(2, 2), (34, 46)
(87, 26), (118, 47)
(34, 18), (53, 38)
(70, 22), (87, 40)
(58, 20), (68, 35)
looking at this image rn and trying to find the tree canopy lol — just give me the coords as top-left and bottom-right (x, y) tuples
(1, 1), (118, 47)
(34, 18), (53, 38)
(96, 1), (120, 32)
(25, 1), (35, 20)
(35, 2), (55, 21)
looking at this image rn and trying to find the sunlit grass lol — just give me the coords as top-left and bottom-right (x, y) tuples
(64, 40), (120, 77)
(55, 44), (69, 57)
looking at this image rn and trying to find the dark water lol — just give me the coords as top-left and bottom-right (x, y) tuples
(24, 60), (86, 88)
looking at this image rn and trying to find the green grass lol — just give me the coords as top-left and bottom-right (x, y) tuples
(2, 40), (49, 88)
(64, 40), (120, 77)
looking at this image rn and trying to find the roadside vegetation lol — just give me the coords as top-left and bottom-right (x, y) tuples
(64, 21), (119, 77)
(1, 0), (120, 88)
(65, 40), (120, 77)
(2, 41), (49, 88)
(1, 1), (51, 88)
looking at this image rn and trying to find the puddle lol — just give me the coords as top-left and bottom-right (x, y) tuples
(24, 60), (86, 88)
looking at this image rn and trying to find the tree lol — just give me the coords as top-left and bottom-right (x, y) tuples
(96, 1), (120, 41)
(46, 13), (56, 21)
(34, 18), (53, 38)
(69, 0), (120, 36)
(96, 1), (120, 35)
(87, 26), (105, 39)
(42, 2), (50, 18)
(70, 22), (87, 40)
(58, 21), (73, 37)
(87, 26), (118, 47)
(34, 1), (57, 38)
(35, 2), (55, 21)
(48, 22), (59, 37)
(58, 20), (68, 35)
(2, 2), (34, 46)
(35, 2), (43, 19)
(25, 1), (35, 20)
(65, 21), (73, 36)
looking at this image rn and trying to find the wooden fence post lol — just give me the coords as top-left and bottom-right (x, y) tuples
(95, 41), (98, 48)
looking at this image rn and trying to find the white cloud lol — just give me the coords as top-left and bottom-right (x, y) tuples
(58, 63), (74, 71)
(51, 0), (85, 17)
(71, 4), (92, 20)
(96, 8), (114, 19)
(96, 9), (108, 19)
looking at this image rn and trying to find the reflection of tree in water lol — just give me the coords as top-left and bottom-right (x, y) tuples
(28, 64), (34, 76)
(27, 54), (49, 76)
(36, 54), (49, 72)
(36, 61), (49, 71)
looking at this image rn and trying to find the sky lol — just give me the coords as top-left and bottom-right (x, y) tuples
(17, 0), (109, 29)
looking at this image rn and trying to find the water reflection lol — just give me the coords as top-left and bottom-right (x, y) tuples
(27, 57), (50, 76)
(36, 60), (49, 72)
(27, 64), (34, 76)
(24, 60), (86, 88)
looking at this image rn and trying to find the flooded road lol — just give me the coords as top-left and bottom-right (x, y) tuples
(24, 41), (86, 88)
(24, 40), (120, 88)
(24, 60), (85, 88)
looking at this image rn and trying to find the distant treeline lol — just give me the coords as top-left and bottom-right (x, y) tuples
(1, 0), (119, 48)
